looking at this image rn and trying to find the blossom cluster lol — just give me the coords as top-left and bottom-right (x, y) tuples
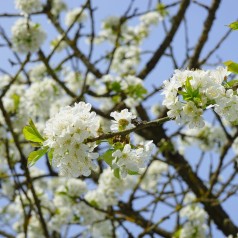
(100, 108), (155, 178)
(50, 0), (67, 17)
(112, 141), (155, 178)
(96, 11), (163, 45)
(0, 164), (140, 237)
(65, 7), (87, 26)
(39, 105), (155, 179)
(162, 67), (232, 128)
(0, 71), (71, 134)
(94, 11), (164, 75)
(179, 193), (207, 238)
(15, 0), (42, 14)
(85, 167), (135, 208)
(94, 74), (147, 109)
(13, 0), (70, 54)
(11, 18), (46, 53)
(50, 35), (67, 52)
(177, 123), (228, 154)
(24, 77), (62, 120)
(43, 102), (100, 177)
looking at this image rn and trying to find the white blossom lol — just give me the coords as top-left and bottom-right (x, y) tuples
(178, 123), (227, 154)
(64, 71), (83, 94)
(50, 35), (67, 52)
(11, 18), (46, 54)
(151, 103), (166, 117)
(162, 67), (232, 128)
(66, 178), (87, 197)
(65, 8), (87, 26)
(112, 141), (155, 178)
(111, 45), (140, 74)
(140, 11), (163, 26)
(110, 109), (136, 132)
(15, 0), (42, 14)
(227, 234), (238, 238)
(24, 77), (62, 120)
(51, 0), (67, 17)
(29, 63), (47, 81)
(179, 193), (207, 238)
(43, 102), (100, 177)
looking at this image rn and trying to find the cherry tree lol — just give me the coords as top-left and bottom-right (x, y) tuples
(0, 0), (238, 237)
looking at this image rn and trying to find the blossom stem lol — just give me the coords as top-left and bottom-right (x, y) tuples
(87, 116), (170, 143)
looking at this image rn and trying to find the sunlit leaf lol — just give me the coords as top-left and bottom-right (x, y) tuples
(224, 60), (238, 74)
(28, 147), (48, 167)
(127, 170), (140, 175)
(113, 168), (120, 179)
(99, 149), (115, 166)
(23, 119), (45, 143)
(228, 21), (238, 30)
(47, 149), (54, 165)
(226, 79), (238, 88)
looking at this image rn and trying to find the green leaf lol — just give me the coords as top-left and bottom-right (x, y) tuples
(30, 142), (42, 147)
(136, 86), (147, 98)
(127, 84), (147, 98)
(193, 88), (200, 97)
(28, 119), (45, 140)
(47, 149), (54, 165)
(128, 170), (140, 175)
(156, 3), (169, 17)
(57, 191), (68, 196)
(23, 126), (43, 143)
(11, 94), (20, 111)
(34, 23), (40, 29)
(112, 95), (121, 103)
(178, 90), (188, 97)
(89, 200), (99, 208)
(224, 60), (238, 74)
(113, 168), (120, 179)
(111, 81), (121, 92)
(185, 77), (193, 94)
(99, 149), (115, 166)
(226, 79), (238, 88)
(178, 90), (193, 101)
(23, 119), (45, 143)
(50, 39), (59, 48)
(28, 147), (48, 167)
(231, 121), (238, 126)
(113, 142), (125, 150)
(173, 227), (182, 238)
(193, 97), (202, 105)
(228, 21), (238, 30)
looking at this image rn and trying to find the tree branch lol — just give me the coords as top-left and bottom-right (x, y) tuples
(137, 0), (190, 79)
(188, 0), (221, 69)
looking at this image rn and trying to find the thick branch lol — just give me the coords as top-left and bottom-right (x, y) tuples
(0, 230), (15, 238)
(188, 0), (221, 69)
(137, 0), (190, 79)
(136, 126), (238, 236)
(167, 150), (238, 236)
